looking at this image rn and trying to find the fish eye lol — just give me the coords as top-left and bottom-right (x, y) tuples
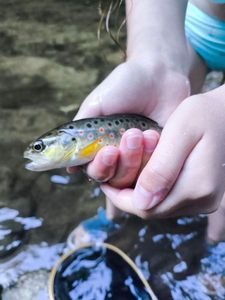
(32, 141), (45, 152)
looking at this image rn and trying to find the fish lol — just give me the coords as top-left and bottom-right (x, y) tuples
(24, 114), (162, 172)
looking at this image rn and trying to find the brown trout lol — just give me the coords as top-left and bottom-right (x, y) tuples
(24, 114), (162, 171)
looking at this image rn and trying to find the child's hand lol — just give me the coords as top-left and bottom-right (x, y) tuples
(75, 60), (190, 126)
(68, 60), (190, 188)
(85, 128), (160, 188)
(100, 85), (225, 218)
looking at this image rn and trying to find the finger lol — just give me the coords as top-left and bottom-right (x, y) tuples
(67, 166), (79, 173)
(101, 184), (135, 215)
(145, 135), (224, 218)
(101, 183), (214, 219)
(109, 129), (144, 188)
(86, 146), (119, 182)
(132, 115), (202, 211)
(162, 198), (216, 218)
(101, 184), (155, 219)
(74, 91), (103, 120)
(74, 63), (150, 120)
(141, 130), (160, 169)
(74, 65), (129, 120)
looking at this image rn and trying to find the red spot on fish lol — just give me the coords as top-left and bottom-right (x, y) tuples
(87, 133), (94, 140)
(79, 130), (84, 136)
(109, 133), (114, 139)
(99, 127), (105, 134)
(98, 138), (104, 144)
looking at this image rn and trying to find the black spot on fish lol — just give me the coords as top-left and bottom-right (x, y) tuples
(125, 119), (129, 122)
(72, 137), (76, 141)
(119, 119), (124, 123)
(101, 119), (104, 122)
(86, 123), (92, 128)
(115, 120), (119, 126)
(69, 125), (74, 129)
(94, 120), (98, 124)
(142, 122), (146, 127)
(108, 122), (112, 126)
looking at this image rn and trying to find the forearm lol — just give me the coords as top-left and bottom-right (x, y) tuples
(125, 0), (189, 73)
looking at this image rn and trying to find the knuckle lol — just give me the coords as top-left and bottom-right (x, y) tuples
(88, 167), (111, 182)
(146, 163), (174, 187)
(193, 180), (216, 199)
(137, 211), (150, 220)
(204, 204), (218, 214)
(200, 198), (218, 214)
(188, 180), (220, 214)
(203, 192), (221, 214)
(123, 153), (141, 168)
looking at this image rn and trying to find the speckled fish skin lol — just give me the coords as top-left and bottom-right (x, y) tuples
(24, 114), (162, 172)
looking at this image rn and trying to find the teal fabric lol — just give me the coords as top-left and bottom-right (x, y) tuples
(185, 2), (225, 70)
(209, 0), (225, 3)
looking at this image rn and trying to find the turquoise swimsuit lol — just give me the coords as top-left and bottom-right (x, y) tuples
(209, 0), (225, 3)
(185, 1), (225, 70)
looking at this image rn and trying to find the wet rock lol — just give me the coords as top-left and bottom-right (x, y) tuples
(0, 0), (123, 297)
(0, 219), (24, 259)
(0, 166), (12, 201)
(0, 56), (98, 109)
(2, 270), (49, 300)
(202, 71), (224, 92)
(34, 173), (52, 194)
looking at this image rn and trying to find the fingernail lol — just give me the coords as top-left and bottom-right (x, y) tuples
(133, 184), (167, 210)
(127, 135), (142, 150)
(102, 149), (117, 166)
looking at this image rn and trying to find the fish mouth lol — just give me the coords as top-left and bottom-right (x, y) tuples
(24, 158), (40, 171)
(24, 153), (48, 172)
(24, 153), (34, 170)
(24, 159), (51, 171)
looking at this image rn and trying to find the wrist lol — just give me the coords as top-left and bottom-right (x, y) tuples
(127, 49), (190, 78)
(125, 0), (189, 75)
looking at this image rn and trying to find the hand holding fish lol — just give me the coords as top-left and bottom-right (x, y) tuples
(101, 86), (225, 218)
(68, 59), (190, 188)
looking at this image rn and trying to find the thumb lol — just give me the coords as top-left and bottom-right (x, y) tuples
(74, 89), (103, 120)
(74, 64), (129, 120)
(132, 115), (202, 210)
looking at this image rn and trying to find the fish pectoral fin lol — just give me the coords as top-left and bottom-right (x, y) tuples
(78, 137), (104, 158)
(63, 147), (76, 160)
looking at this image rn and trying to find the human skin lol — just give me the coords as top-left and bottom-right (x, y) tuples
(101, 85), (225, 219)
(68, 0), (195, 218)
(70, 0), (195, 178)
(69, 1), (225, 223)
(207, 193), (225, 243)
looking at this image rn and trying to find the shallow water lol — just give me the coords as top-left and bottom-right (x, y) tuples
(0, 1), (225, 299)
(52, 245), (152, 300)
